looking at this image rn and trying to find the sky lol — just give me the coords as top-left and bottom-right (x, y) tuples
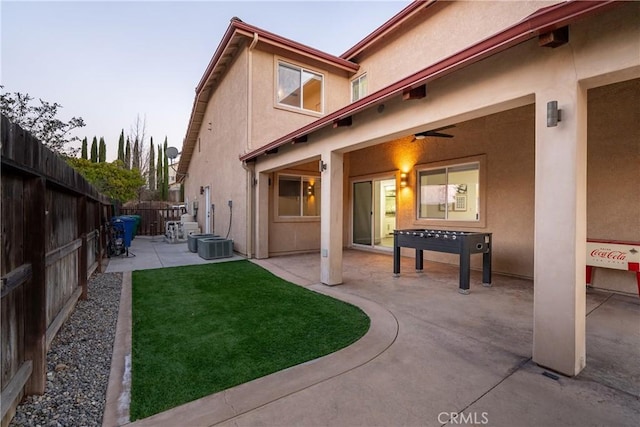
(1, 0), (412, 161)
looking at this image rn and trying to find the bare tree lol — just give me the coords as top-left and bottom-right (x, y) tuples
(128, 114), (151, 183)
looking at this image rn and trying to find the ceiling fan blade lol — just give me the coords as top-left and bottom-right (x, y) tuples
(414, 124), (456, 139)
(432, 125), (456, 132)
(427, 132), (454, 138)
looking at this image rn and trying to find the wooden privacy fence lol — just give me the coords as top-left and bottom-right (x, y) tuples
(120, 207), (185, 236)
(1, 115), (113, 427)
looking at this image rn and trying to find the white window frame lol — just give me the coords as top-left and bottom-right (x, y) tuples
(351, 73), (368, 102)
(414, 154), (486, 228)
(275, 61), (324, 115)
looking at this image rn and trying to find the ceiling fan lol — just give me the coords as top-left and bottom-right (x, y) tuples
(411, 125), (456, 141)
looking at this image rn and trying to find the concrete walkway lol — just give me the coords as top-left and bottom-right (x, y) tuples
(103, 237), (640, 427)
(105, 235), (245, 273)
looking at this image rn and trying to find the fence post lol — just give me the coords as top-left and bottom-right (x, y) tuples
(24, 177), (46, 395)
(78, 196), (88, 300)
(95, 201), (103, 271)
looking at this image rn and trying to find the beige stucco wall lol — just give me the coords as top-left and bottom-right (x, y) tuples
(249, 48), (350, 149)
(185, 49), (250, 254)
(351, 0), (558, 94)
(185, 43), (354, 254)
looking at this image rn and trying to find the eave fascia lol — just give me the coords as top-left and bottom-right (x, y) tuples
(341, 0), (438, 60)
(240, 0), (619, 163)
(233, 21), (359, 74)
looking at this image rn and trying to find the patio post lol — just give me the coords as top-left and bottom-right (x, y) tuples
(533, 79), (587, 376)
(255, 171), (270, 259)
(320, 150), (343, 285)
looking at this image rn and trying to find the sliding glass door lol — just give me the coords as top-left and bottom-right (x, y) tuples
(352, 178), (396, 249)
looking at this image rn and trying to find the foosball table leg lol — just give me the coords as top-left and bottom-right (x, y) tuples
(482, 245), (492, 287)
(415, 249), (424, 272)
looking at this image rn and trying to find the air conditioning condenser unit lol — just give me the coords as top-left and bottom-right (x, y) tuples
(198, 238), (233, 259)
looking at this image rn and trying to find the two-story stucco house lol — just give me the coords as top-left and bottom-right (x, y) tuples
(178, 0), (639, 376)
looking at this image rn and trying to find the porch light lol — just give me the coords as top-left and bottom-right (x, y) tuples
(307, 184), (314, 196)
(400, 173), (408, 188)
(547, 101), (562, 127)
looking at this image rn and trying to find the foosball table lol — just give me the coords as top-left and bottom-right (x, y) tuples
(393, 229), (492, 294)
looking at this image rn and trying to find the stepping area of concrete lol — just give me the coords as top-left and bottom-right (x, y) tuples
(104, 237), (640, 427)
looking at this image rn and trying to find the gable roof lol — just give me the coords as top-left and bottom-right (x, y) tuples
(340, 0), (437, 60)
(239, 0), (619, 162)
(177, 18), (359, 180)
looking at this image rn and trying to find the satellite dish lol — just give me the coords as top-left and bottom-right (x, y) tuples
(166, 146), (179, 159)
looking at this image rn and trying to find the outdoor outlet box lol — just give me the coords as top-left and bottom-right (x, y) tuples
(322, 249), (328, 257)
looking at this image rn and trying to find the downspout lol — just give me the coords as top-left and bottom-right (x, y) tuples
(244, 32), (259, 258)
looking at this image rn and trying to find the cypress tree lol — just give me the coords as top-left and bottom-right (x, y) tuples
(156, 144), (163, 199)
(148, 137), (156, 191)
(81, 137), (88, 159)
(90, 136), (98, 163)
(99, 137), (106, 162)
(132, 137), (140, 170)
(125, 137), (131, 170)
(163, 137), (169, 200)
(117, 130), (125, 162)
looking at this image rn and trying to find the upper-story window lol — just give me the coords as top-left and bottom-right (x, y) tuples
(277, 62), (323, 113)
(351, 73), (368, 102)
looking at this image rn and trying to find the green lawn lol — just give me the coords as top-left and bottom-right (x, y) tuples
(130, 260), (370, 420)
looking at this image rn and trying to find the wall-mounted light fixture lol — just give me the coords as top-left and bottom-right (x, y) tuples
(400, 173), (408, 188)
(307, 184), (314, 196)
(200, 186), (204, 195)
(547, 101), (562, 127)
(319, 160), (327, 172)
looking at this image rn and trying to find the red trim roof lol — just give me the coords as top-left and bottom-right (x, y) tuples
(240, 0), (618, 162)
(341, 0), (437, 60)
(197, 18), (358, 93)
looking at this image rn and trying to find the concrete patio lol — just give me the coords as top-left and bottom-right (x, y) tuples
(104, 237), (640, 426)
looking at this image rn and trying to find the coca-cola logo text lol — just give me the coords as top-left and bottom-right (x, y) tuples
(590, 248), (627, 261)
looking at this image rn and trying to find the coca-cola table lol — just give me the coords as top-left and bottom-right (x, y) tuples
(586, 239), (640, 297)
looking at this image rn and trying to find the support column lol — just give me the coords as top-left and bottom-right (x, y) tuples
(255, 171), (270, 259)
(533, 82), (587, 376)
(320, 150), (343, 285)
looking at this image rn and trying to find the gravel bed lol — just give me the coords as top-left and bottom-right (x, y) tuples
(10, 272), (122, 427)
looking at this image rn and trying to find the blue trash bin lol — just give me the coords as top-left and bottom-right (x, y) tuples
(120, 215), (140, 239)
(111, 217), (125, 237)
(111, 215), (136, 252)
(119, 216), (136, 248)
